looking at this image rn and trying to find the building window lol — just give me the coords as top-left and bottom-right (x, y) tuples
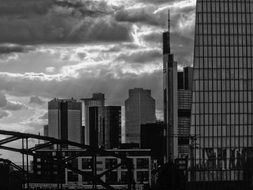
(68, 171), (78, 182)
(137, 171), (149, 183)
(82, 158), (92, 170)
(105, 158), (117, 169)
(136, 158), (149, 169)
(69, 159), (78, 168)
(82, 172), (93, 184)
(120, 171), (128, 184)
(105, 171), (118, 184)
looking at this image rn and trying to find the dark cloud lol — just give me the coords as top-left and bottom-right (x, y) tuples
(0, 0), (131, 44)
(0, 0), (53, 16)
(116, 49), (162, 64)
(115, 6), (165, 26)
(137, 0), (181, 4)
(54, 0), (114, 17)
(0, 44), (34, 55)
(29, 96), (45, 105)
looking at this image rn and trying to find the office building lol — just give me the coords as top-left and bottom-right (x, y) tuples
(125, 88), (156, 144)
(89, 106), (121, 148)
(32, 149), (152, 189)
(43, 125), (48, 137)
(88, 106), (104, 147)
(141, 122), (164, 165)
(48, 98), (82, 144)
(81, 93), (105, 145)
(163, 11), (193, 161)
(178, 67), (193, 158)
(163, 12), (179, 161)
(190, 0), (253, 182)
(104, 106), (121, 149)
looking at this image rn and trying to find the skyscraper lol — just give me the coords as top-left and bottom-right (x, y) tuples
(178, 67), (193, 158)
(48, 98), (82, 144)
(125, 88), (156, 144)
(88, 106), (104, 147)
(163, 12), (178, 161)
(104, 106), (121, 149)
(88, 106), (121, 148)
(190, 0), (253, 181)
(80, 93), (105, 145)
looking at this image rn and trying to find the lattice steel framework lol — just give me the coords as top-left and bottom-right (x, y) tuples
(0, 130), (134, 190)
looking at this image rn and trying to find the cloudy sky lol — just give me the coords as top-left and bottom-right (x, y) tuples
(0, 0), (196, 162)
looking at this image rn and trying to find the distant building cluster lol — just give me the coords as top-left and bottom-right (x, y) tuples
(37, 87), (165, 188)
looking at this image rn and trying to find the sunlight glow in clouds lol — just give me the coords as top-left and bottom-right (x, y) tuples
(0, 0), (196, 162)
(154, 0), (196, 14)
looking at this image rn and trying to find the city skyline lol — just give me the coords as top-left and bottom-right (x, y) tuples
(0, 0), (195, 162)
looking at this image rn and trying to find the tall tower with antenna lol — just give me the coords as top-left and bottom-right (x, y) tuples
(163, 10), (178, 162)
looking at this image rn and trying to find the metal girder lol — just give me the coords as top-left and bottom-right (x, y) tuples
(0, 130), (131, 162)
(0, 129), (134, 190)
(66, 164), (116, 190)
(0, 158), (29, 182)
(98, 163), (123, 178)
(0, 136), (20, 145)
(29, 142), (54, 151)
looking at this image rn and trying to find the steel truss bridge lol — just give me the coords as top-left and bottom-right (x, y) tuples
(0, 130), (134, 190)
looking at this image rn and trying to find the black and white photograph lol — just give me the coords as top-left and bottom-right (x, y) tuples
(0, 0), (253, 190)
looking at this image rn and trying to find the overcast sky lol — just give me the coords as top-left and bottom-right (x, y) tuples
(0, 0), (196, 162)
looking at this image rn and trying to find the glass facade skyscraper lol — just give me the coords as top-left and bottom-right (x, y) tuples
(190, 0), (253, 181)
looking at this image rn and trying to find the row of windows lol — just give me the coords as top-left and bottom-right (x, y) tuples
(70, 171), (149, 184)
(193, 125), (252, 133)
(196, 25), (253, 36)
(194, 70), (252, 79)
(193, 105), (252, 114)
(188, 170), (244, 182)
(197, 1), (253, 13)
(193, 138), (252, 149)
(197, 13), (253, 24)
(194, 81), (253, 91)
(192, 114), (253, 125)
(194, 59), (253, 68)
(196, 38), (253, 47)
(195, 46), (253, 57)
(81, 158), (149, 170)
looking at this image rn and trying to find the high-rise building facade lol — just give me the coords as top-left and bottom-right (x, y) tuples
(140, 122), (164, 164)
(88, 106), (104, 147)
(48, 98), (82, 144)
(88, 106), (121, 148)
(190, 0), (253, 181)
(125, 88), (156, 144)
(163, 12), (179, 161)
(104, 106), (121, 149)
(178, 67), (193, 158)
(81, 93), (105, 145)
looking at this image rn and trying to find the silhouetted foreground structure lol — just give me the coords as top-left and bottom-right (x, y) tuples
(0, 159), (23, 190)
(0, 130), (134, 190)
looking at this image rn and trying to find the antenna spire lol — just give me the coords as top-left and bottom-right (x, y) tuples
(168, 9), (170, 32)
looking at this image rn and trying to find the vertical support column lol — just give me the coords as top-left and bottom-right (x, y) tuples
(59, 144), (63, 190)
(26, 138), (29, 189)
(92, 154), (97, 190)
(57, 144), (60, 190)
(127, 159), (134, 190)
(22, 138), (25, 189)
